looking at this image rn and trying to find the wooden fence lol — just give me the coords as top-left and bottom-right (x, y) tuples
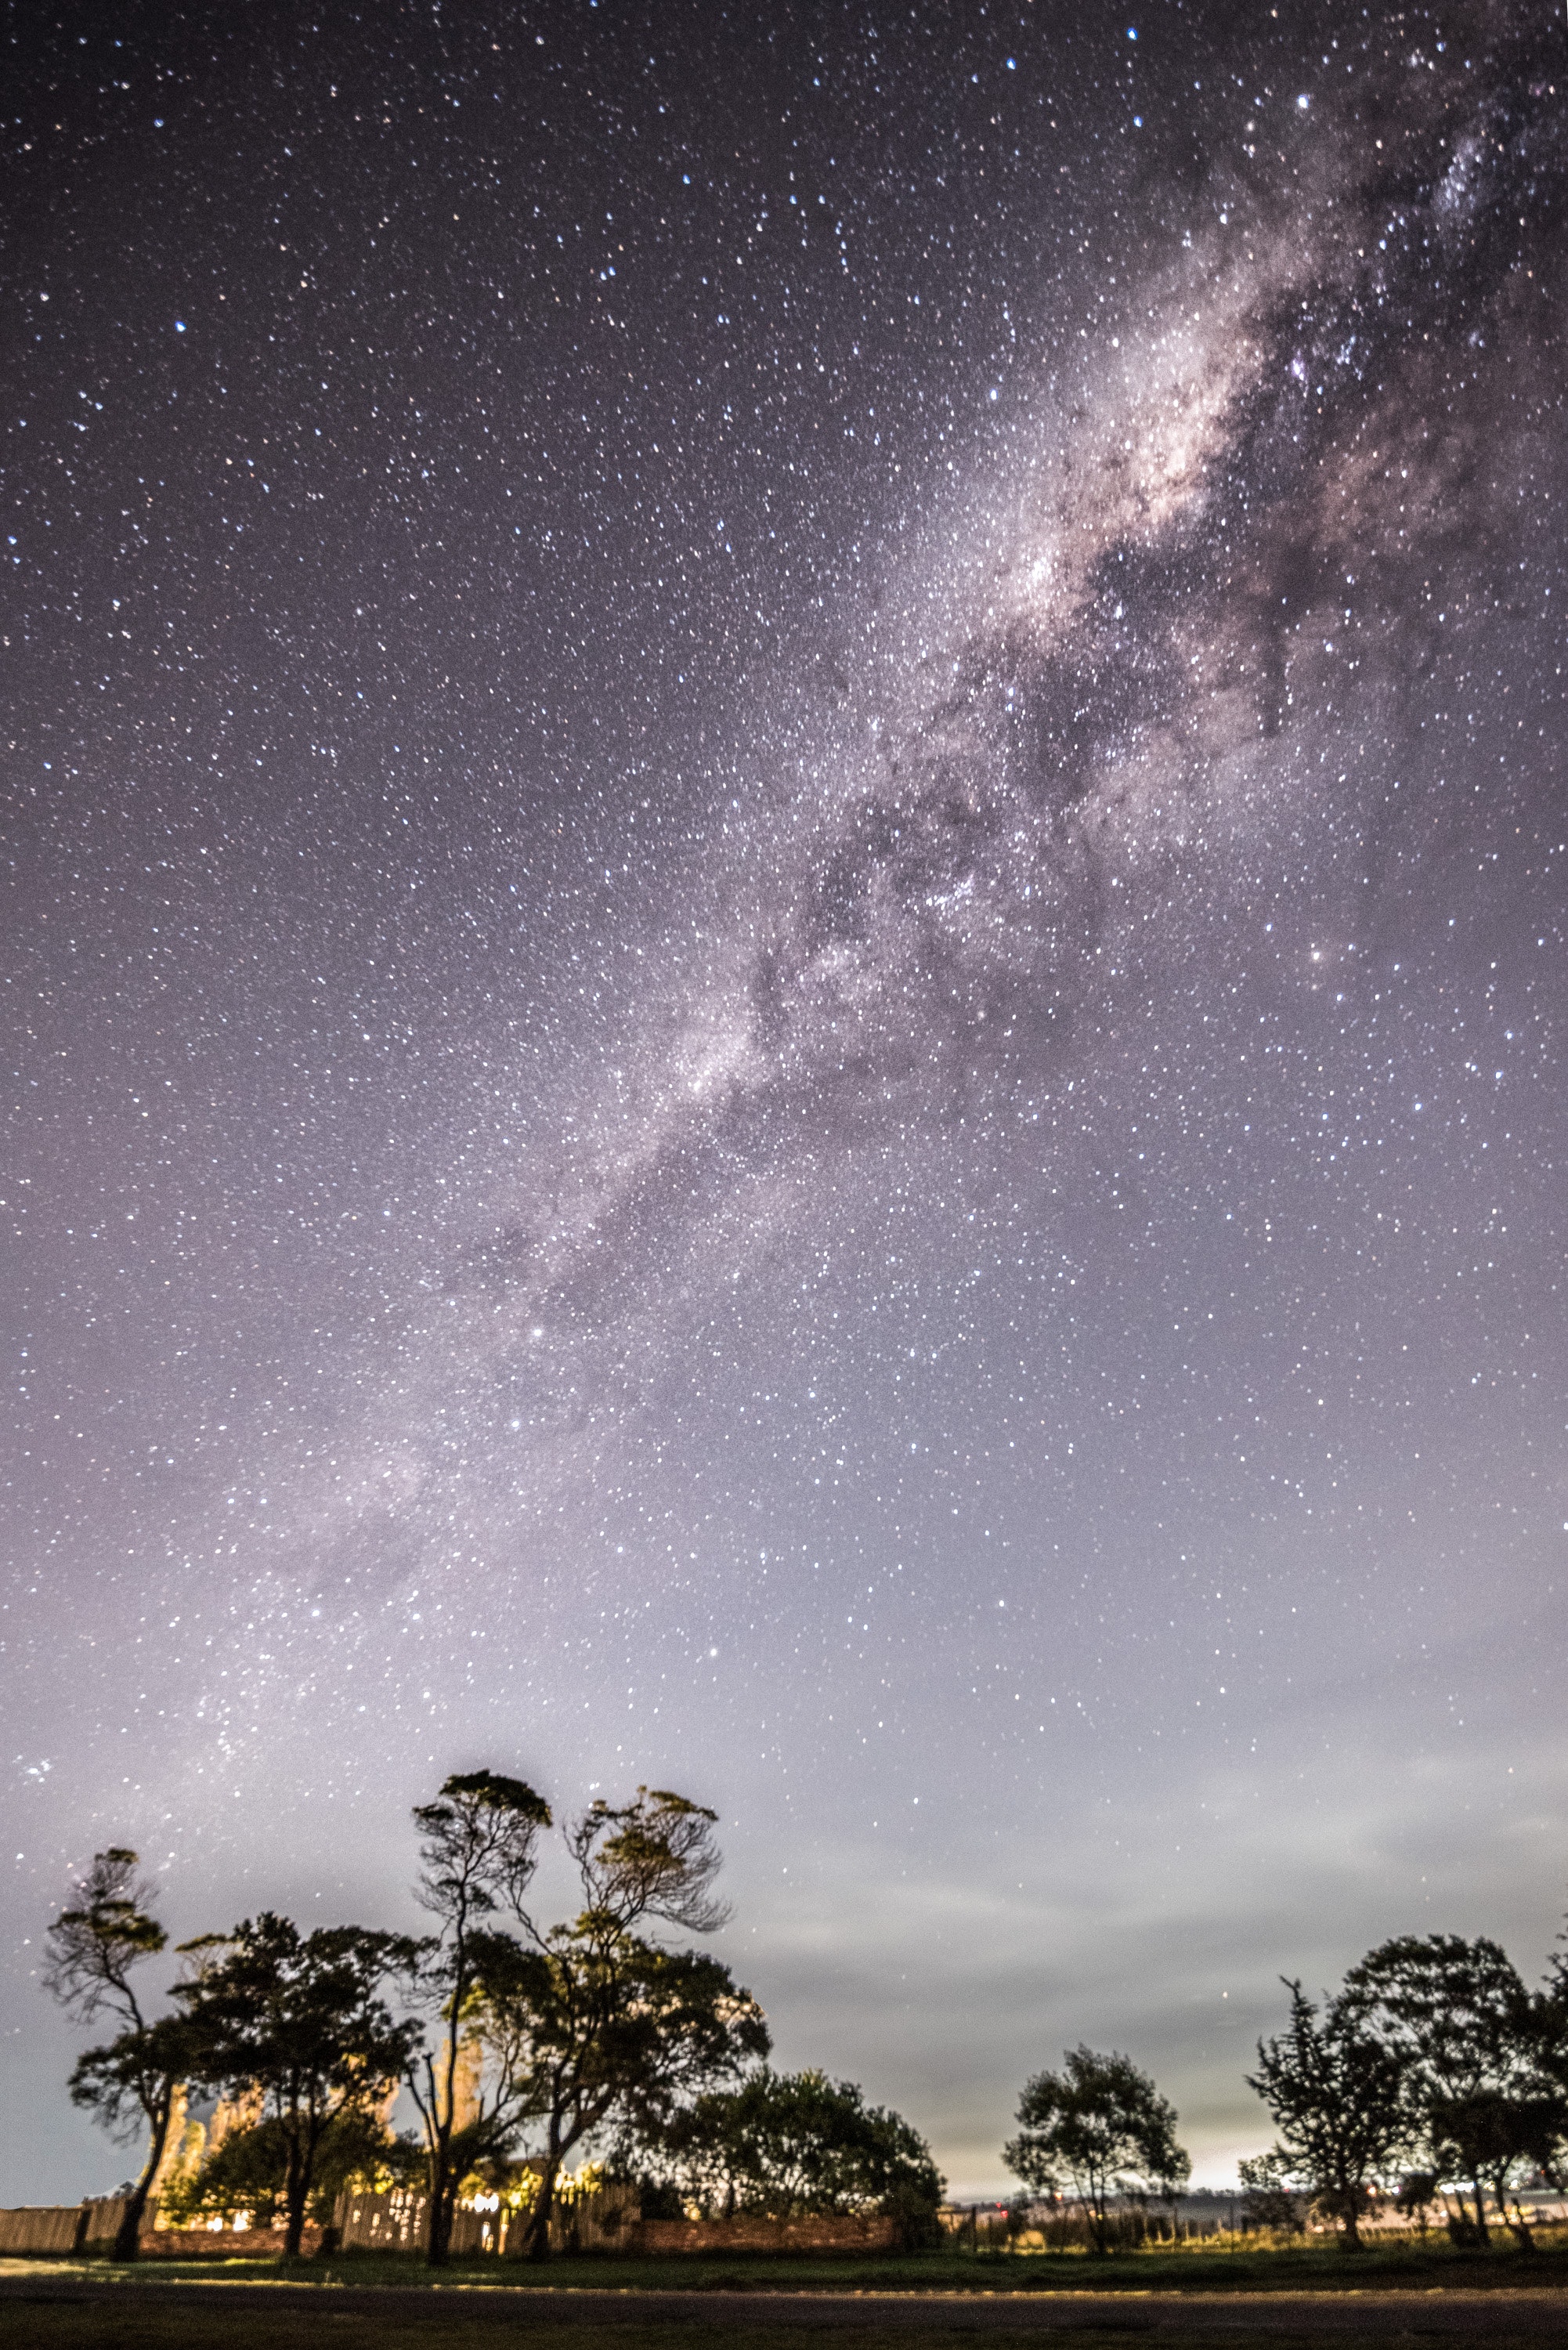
(0, 2200), (128, 2256)
(330, 2189), (892, 2257)
(332, 2183), (640, 2257)
(0, 2203), (316, 2260)
(2, 2190), (896, 2262)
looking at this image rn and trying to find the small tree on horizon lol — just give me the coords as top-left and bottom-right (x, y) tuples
(656, 2065), (944, 2243)
(1003, 2047), (1189, 2254)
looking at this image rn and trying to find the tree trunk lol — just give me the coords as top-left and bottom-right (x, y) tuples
(523, 2157), (562, 2261)
(425, 2023), (469, 2267)
(1470, 2177), (1489, 2244)
(1494, 2173), (1533, 2251)
(112, 2087), (175, 2263)
(283, 2131), (308, 2259)
(425, 2138), (453, 2265)
(111, 2182), (149, 2265)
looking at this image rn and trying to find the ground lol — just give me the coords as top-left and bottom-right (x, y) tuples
(4, 2241), (1568, 2348)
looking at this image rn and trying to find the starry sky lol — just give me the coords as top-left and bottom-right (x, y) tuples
(3, 0), (1566, 2202)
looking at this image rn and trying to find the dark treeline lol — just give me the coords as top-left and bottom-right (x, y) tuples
(42, 1771), (943, 2265)
(1002, 1925), (1568, 2254)
(1240, 1930), (1568, 2251)
(45, 1780), (1568, 2267)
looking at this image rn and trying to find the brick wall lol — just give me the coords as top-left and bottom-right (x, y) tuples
(139, 2223), (323, 2258)
(630, 2213), (897, 2254)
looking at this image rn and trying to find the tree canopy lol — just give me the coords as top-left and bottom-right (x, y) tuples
(174, 1914), (418, 2256)
(405, 1769), (553, 2263)
(1004, 2047), (1188, 2252)
(1245, 1979), (1411, 2250)
(1341, 1934), (1541, 2243)
(657, 2066), (944, 2241)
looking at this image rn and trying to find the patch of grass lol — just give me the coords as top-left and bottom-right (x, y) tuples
(7, 2230), (1568, 2301)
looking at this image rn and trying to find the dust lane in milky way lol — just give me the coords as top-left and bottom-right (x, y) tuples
(3, 0), (1565, 2196)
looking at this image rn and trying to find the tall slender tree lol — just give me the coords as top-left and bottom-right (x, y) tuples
(403, 1781), (768, 2261)
(482, 1788), (767, 2260)
(43, 1848), (197, 2261)
(405, 1770), (551, 2265)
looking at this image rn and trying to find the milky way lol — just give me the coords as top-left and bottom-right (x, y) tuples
(4, 1), (1565, 2194)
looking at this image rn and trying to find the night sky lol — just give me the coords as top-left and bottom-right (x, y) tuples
(4, 0), (1566, 2202)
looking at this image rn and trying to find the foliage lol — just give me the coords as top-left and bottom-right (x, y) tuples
(1341, 1934), (1544, 2243)
(656, 2066), (944, 2241)
(44, 1849), (186, 2261)
(158, 2106), (396, 2232)
(174, 1912), (419, 2257)
(43, 1849), (167, 2024)
(1237, 2149), (1305, 2234)
(1246, 1977), (1410, 2251)
(471, 1913), (768, 2256)
(1003, 2047), (1189, 2253)
(566, 1788), (731, 1936)
(1516, 1937), (1568, 2196)
(1395, 2169), (1441, 2235)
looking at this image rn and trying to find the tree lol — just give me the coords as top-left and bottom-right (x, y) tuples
(175, 1914), (418, 2256)
(1237, 2150), (1304, 2235)
(1003, 2048), (1189, 2254)
(159, 2105), (394, 2240)
(43, 1848), (195, 2261)
(404, 1769), (552, 2265)
(471, 1788), (768, 2259)
(1512, 1930), (1568, 2205)
(1395, 2171), (1441, 2237)
(657, 2066), (944, 2243)
(1341, 1935), (1534, 2243)
(477, 1925), (769, 2255)
(1245, 1980), (1410, 2250)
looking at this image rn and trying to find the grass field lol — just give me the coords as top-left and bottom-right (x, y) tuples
(3, 2239), (1568, 2349)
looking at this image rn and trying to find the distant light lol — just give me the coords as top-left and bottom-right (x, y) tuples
(175, 320), (186, 332)
(1127, 25), (1138, 38)
(1006, 56), (1016, 68)
(1296, 92), (1310, 109)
